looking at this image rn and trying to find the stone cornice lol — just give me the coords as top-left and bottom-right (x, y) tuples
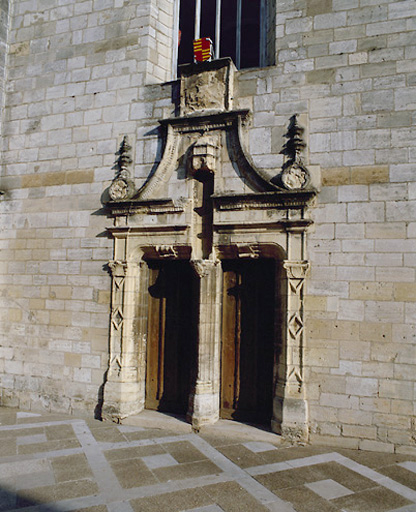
(158, 109), (250, 133)
(212, 190), (317, 211)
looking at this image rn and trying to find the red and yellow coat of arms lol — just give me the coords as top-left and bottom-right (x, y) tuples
(193, 37), (213, 63)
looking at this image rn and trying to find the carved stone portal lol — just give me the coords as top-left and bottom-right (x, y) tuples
(103, 59), (317, 442)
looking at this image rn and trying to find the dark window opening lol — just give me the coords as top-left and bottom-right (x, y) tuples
(177, 0), (275, 70)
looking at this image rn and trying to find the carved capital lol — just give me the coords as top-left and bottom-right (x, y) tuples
(283, 261), (310, 280)
(108, 260), (128, 277)
(190, 259), (220, 278)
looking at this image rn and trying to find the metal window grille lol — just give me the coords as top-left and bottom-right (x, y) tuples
(175, 0), (270, 73)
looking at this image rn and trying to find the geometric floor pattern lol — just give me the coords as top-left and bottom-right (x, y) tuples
(1, 408), (416, 512)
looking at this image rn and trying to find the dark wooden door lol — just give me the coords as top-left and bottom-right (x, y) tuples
(145, 261), (197, 414)
(220, 259), (275, 423)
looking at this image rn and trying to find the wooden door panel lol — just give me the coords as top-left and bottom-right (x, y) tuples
(221, 269), (239, 417)
(220, 260), (275, 423)
(145, 261), (196, 414)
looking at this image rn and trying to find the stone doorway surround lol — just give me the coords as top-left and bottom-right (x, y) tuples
(102, 58), (318, 442)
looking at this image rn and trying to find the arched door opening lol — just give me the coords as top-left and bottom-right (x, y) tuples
(220, 258), (275, 424)
(145, 260), (198, 415)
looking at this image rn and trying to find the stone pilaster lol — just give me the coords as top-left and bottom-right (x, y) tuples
(187, 259), (221, 428)
(102, 260), (145, 422)
(273, 260), (310, 442)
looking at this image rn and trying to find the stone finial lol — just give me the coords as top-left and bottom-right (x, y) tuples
(280, 115), (310, 190)
(109, 136), (136, 201)
(118, 135), (133, 172)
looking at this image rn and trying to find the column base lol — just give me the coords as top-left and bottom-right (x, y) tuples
(187, 388), (219, 429)
(272, 396), (309, 443)
(101, 380), (144, 423)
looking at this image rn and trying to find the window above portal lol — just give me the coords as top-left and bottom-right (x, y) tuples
(176, 0), (276, 71)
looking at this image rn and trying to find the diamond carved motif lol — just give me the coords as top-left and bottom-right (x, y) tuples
(112, 308), (124, 331)
(289, 313), (304, 340)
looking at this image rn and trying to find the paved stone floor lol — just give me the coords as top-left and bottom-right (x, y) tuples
(1, 408), (416, 512)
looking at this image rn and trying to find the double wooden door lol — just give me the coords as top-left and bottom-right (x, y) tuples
(220, 259), (275, 423)
(145, 261), (197, 414)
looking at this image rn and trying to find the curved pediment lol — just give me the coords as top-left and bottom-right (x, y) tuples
(135, 109), (280, 202)
(106, 59), (317, 214)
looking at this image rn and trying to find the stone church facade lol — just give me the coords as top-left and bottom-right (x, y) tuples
(0, 0), (415, 452)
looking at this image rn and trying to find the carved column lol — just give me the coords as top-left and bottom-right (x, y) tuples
(102, 259), (145, 422)
(273, 260), (310, 442)
(187, 259), (222, 428)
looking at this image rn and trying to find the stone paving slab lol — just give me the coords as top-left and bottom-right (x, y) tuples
(1, 407), (416, 512)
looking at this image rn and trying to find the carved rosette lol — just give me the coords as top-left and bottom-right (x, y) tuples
(283, 260), (310, 393)
(109, 177), (136, 201)
(281, 162), (310, 190)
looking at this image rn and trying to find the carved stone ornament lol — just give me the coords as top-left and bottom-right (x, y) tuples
(236, 244), (260, 259)
(188, 135), (218, 180)
(108, 260), (128, 277)
(109, 177), (135, 201)
(109, 136), (136, 201)
(280, 115), (310, 190)
(179, 58), (233, 116)
(190, 259), (219, 278)
(283, 261), (310, 280)
(154, 245), (178, 259)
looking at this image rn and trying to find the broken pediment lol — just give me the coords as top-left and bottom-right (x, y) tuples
(105, 60), (318, 230)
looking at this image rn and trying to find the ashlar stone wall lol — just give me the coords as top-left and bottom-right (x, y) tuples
(0, 0), (415, 451)
(272, 0), (416, 453)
